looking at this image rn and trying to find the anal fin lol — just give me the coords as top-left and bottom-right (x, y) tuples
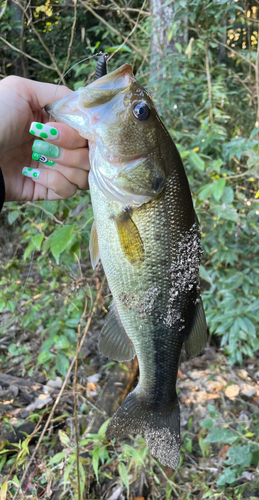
(99, 301), (136, 361)
(184, 299), (207, 359)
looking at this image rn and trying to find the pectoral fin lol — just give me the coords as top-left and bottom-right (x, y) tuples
(184, 299), (207, 358)
(99, 301), (136, 361)
(113, 211), (144, 266)
(89, 220), (100, 269)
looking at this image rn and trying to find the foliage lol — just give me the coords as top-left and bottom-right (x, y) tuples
(201, 404), (259, 489)
(0, 0), (259, 497)
(149, 0), (259, 364)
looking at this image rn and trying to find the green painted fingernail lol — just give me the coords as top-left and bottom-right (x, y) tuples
(32, 140), (60, 158)
(32, 152), (55, 166)
(29, 122), (59, 139)
(22, 167), (41, 178)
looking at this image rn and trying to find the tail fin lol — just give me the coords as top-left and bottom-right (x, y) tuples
(106, 388), (180, 468)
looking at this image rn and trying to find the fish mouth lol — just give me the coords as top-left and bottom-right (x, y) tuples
(45, 64), (134, 115)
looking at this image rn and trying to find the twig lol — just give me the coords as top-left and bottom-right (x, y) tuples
(62, 0), (78, 76)
(14, 0), (64, 80)
(110, 0), (149, 36)
(108, 0), (149, 64)
(205, 40), (213, 124)
(0, 37), (56, 72)
(216, 40), (256, 69)
(255, 29), (259, 124)
(96, 5), (150, 16)
(80, 1), (147, 60)
(13, 276), (106, 500)
(20, 201), (63, 225)
(73, 294), (88, 500)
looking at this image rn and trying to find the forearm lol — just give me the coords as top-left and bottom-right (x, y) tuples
(0, 167), (5, 211)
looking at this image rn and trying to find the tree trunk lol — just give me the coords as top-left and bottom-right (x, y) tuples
(10, 0), (27, 77)
(150, 0), (186, 76)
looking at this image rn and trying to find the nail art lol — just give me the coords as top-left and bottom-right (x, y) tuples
(32, 140), (60, 158)
(32, 152), (55, 166)
(30, 122), (59, 140)
(22, 167), (41, 179)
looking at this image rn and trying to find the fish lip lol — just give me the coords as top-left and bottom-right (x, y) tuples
(87, 64), (133, 90)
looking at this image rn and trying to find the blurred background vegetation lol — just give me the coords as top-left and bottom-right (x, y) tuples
(0, 0), (259, 498)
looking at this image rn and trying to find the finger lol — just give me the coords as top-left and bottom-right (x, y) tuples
(22, 165), (89, 194)
(31, 140), (90, 171)
(24, 80), (72, 110)
(22, 167), (80, 199)
(29, 121), (87, 149)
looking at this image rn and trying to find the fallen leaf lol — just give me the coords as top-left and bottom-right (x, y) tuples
(205, 394), (221, 400)
(87, 382), (97, 391)
(134, 498), (145, 500)
(225, 384), (240, 400)
(178, 369), (185, 380)
(87, 373), (101, 383)
(241, 384), (257, 398)
(25, 393), (52, 411)
(237, 369), (248, 380)
(218, 444), (230, 459)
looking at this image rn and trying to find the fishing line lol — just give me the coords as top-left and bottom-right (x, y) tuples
(1, 53), (103, 331)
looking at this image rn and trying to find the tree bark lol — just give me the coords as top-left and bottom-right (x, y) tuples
(10, 0), (27, 77)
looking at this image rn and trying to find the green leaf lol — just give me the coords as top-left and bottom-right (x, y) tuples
(42, 200), (58, 214)
(98, 419), (110, 438)
(189, 150), (205, 171)
(7, 211), (20, 225)
(212, 178), (226, 201)
(217, 467), (237, 486)
(92, 447), (100, 482)
(58, 430), (70, 447)
(55, 335), (71, 350)
(55, 353), (70, 376)
(204, 428), (238, 444)
(50, 452), (66, 465)
(225, 445), (252, 467)
(118, 462), (129, 494)
(122, 444), (144, 465)
(200, 419), (214, 429)
(44, 225), (76, 263)
(198, 183), (212, 201)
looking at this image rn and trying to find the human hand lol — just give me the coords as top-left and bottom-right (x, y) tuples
(0, 76), (90, 202)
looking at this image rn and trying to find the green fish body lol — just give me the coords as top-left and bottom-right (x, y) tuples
(47, 64), (207, 468)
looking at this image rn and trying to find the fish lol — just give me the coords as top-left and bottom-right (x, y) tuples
(46, 64), (207, 468)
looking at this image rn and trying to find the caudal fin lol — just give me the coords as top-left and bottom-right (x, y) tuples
(106, 388), (180, 468)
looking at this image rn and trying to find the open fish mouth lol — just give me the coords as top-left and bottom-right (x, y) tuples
(46, 63), (166, 206)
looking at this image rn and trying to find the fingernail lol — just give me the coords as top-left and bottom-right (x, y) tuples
(32, 140), (60, 158)
(30, 122), (59, 140)
(32, 152), (55, 166)
(22, 167), (42, 179)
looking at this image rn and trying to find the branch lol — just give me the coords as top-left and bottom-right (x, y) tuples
(13, 276), (106, 500)
(108, 0), (149, 63)
(216, 39), (256, 70)
(80, 1), (147, 59)
(110, 0), (149, 36)
(14, 0), (63, 80)
(62, 0), (78, 76)
(0, 36), (57, 72)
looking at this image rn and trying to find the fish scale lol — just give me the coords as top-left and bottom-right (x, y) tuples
(46, 63), (207, 468)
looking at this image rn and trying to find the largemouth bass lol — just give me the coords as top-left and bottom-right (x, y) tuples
(47, 64), (207, 468)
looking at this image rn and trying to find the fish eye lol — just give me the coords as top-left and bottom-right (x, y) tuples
(132, 101), (150, 121)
